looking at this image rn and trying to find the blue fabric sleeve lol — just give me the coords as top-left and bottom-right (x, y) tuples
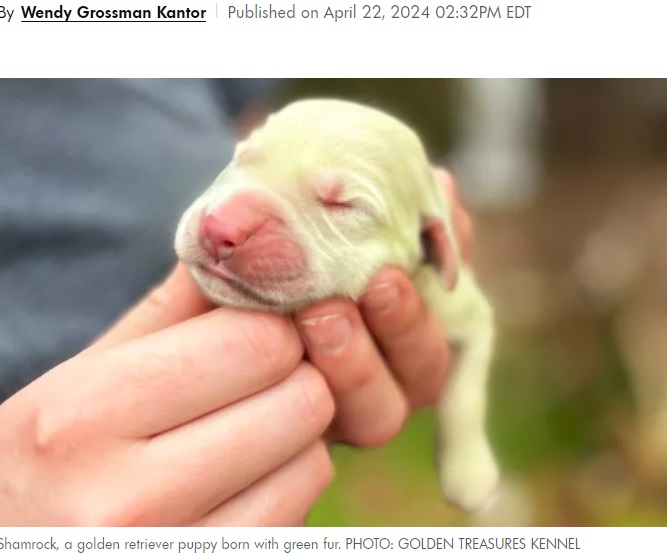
(0, 78), (277, 402)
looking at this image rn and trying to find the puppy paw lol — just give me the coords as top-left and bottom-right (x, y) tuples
(439, 440), (500, 512)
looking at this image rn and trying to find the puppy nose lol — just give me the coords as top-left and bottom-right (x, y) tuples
(200, 212), (258, 260)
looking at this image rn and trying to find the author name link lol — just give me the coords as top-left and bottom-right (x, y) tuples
(16, 4), (207, 22)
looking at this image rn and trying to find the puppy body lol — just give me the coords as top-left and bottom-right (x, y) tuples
(175, 99), (498, 511)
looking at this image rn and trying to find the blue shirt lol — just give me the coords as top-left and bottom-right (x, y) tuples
(0, 78), (277, 402)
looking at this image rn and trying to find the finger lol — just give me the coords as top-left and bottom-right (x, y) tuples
(36, 308), (303, 438)
(194, 440), (332, 526)
(296, 301), (409, 447)
(122, 364), (334, 526)
(433, 167), (474, 264)
(90, 263), (214, 352)
(360, 267), (450, 410)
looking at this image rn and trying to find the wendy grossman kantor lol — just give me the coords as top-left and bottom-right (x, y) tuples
(20, 5), (207, 21)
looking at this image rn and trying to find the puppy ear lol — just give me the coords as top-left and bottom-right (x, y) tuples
(420, 215), (459, 292)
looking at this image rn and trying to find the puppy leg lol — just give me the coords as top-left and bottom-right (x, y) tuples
(436, 317), (499, 511)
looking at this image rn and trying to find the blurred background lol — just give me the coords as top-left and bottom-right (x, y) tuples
(275, 80), (667, 526)
(2, 79), (666, 526)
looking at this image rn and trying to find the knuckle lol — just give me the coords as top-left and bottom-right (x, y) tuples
(51, 473), (157, 526)
(347, 396), (409, 448)
(397, 333), (450, 409)
(399, 312), (448, 364)
(293, 365), (335, 433)
(333, 360), (377, 396)
(30, 405), (79, 459)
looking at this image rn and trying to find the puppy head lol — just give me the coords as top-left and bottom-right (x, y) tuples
(175, 99), (459, 312)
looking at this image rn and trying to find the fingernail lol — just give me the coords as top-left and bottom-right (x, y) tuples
(362, 282), (399, 315)
(300, 314), (352, 356)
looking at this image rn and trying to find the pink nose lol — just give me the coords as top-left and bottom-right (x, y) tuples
(200, 212), (262, 260)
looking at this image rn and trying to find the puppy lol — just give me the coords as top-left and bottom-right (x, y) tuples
(175, 99), (499, 511)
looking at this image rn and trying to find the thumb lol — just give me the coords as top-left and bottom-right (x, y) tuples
(89, 263), (216, 352)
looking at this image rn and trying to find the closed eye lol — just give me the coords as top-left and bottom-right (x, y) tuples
(318, 198), (357, 211)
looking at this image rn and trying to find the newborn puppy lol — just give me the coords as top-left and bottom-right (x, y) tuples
(175, 99), (499, 511)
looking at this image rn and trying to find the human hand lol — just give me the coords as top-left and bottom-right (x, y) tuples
(0, 265), (334, 526)
(295, 167), (473, 446)
(0, 168), (472, 525)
